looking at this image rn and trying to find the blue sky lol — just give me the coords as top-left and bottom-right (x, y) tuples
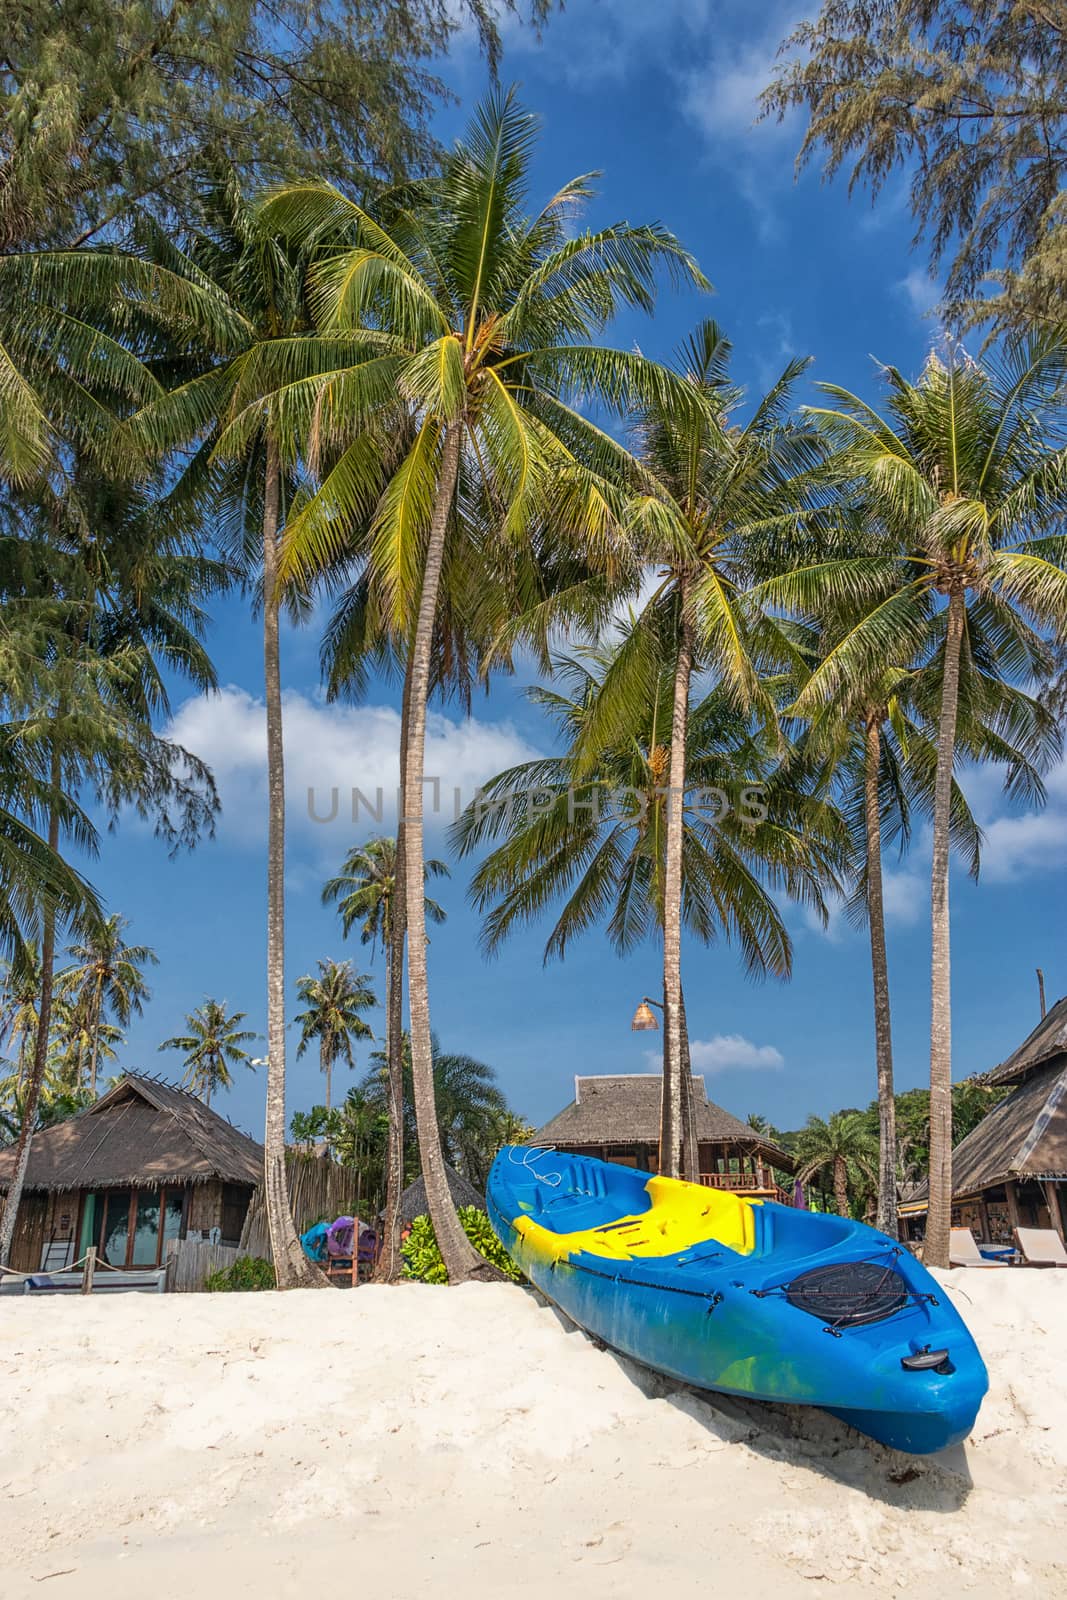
(86, 1), (1065, 1142)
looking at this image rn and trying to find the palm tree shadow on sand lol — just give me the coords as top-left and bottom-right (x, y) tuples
(535, 1294), (973, 1512)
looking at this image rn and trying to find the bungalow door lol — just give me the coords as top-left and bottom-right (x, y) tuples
(95, 1188), (185, 1268)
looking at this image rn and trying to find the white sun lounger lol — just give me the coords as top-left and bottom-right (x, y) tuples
(1013, 1227), (1067, 1266)
(949, 1227), (1010, 1267)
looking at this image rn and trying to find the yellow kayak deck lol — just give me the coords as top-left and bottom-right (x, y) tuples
(513, 1173), (758, 1267)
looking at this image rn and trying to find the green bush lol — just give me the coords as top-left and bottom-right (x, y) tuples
(401, 1206), (522, 1285)
(204, 1255), (276, 1292)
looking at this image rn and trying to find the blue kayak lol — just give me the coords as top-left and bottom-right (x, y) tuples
(487, 1147), (987, 1454)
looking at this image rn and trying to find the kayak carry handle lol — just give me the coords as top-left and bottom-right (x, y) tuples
(901, 1347), (953, 1373)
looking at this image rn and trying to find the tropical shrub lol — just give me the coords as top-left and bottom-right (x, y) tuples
(205, 1256), (276, 1292)
(401, 1208), (522, 1285)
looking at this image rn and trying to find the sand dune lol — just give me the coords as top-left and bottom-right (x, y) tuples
(2, 1270), (1064, 1598)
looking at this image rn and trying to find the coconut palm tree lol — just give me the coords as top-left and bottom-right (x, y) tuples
(294, 959), (376, 1111)
(364, 1031), (509, 1188)
(0, 278), (223, 1270)
(58, 915), (157, 1096)
(265, 90), (706, 1279)
(573, 321), (824, 1177)
(767, 335), (1067, 1264)
(0, 685), (101, 1267)
(322, 834), (448, 1275)
(50, 995), (123, 1091)
(456, 633), (846, 1176)
(458, 638), (844, 962)
(430, 1048), (508, 1187)
(160, 1000), (257, 1108)
(0, 949), (42, 1083)
(489, 1108), (537, 1153)
(0, 248), (178, 489)
(795, 1112), (879, 1218)
(782, 608), (1057, 1235)
(323, 836), (449, 953)
(0, 1064), (89, 1143)
(125, 175), (360, 1287)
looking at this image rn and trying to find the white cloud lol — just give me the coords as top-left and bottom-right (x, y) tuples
(647, 1033), (784, 1074)
(680, 40), (790, 147)
(504, 0), (716, 85)
(979, 810), (1067, 881)
(802, 859), (926, 943)
(954, 753), (1067, 884)
(754, 309), (798, 389)
(978, 766), (1067, 882)
(895, 269), (942, 317)
(882, 866), (926, 927)
(800, 749), (1067, 943)
(164, 685), (541, 845)
(673, 7), (806, 240)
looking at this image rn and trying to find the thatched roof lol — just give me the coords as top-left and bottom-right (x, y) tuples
(529, 1074), (794, 1172)
(399, 1165), (485, 1225)
(989, 994), (1067, 1086)
(911, 1060), (1067, 1200)
(0, 1074), (263, 1194)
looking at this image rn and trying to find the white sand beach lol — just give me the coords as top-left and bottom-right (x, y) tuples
(2, 1270), (1064, 1599)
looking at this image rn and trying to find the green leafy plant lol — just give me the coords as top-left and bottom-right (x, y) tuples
(205, 1256), (276, 1292)
(401, 1208), (522, 1286)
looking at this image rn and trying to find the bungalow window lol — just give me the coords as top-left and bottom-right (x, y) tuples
(89, 1188), (185, 1269)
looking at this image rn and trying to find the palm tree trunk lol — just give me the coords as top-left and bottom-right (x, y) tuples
(926, 588), (966, 1269)
(261, 436), (324, 1290)
(322, 1037), (332, 1114)
(864, 714), (897, 1237)
(88, 970), (104, 1097)
(679, 986), (699, 1183)
(375, 662), (413, 1284)
(0, 756), (60, 1267)
(833, 1155), (849, 1218)
(403, 424), (488, 1282)
(659, 597), (692, 1182)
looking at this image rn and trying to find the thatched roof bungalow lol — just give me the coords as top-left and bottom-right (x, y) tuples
(0, 1074), (263, 1273)
(901, 995), (1067, 1247)
(398, 1165), (485, 1227)
(528, 1073), (794, 1200)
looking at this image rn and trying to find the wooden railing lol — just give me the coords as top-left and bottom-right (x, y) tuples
(698, 1173), (791, 1204)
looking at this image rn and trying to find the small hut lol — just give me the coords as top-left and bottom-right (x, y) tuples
(527, 1073), (794, 1200)
(398, 1165), (485, 1226)
(901, 995), (1067, 1246)
(0, 1073), (262, 1273)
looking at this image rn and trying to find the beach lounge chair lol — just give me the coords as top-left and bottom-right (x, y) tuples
(949, 1228), (1010, 1268)
(1012, 1227), (1067, 1266)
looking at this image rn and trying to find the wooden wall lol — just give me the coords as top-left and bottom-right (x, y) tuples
(187, 1181), (223, 1238)
(6, 1191), (80, 1273)
(6, 1192), (48, 1273)
(164, 1238), (242, 1293)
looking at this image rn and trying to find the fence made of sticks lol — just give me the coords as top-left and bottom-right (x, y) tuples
(238, 1152), (364, 1262)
